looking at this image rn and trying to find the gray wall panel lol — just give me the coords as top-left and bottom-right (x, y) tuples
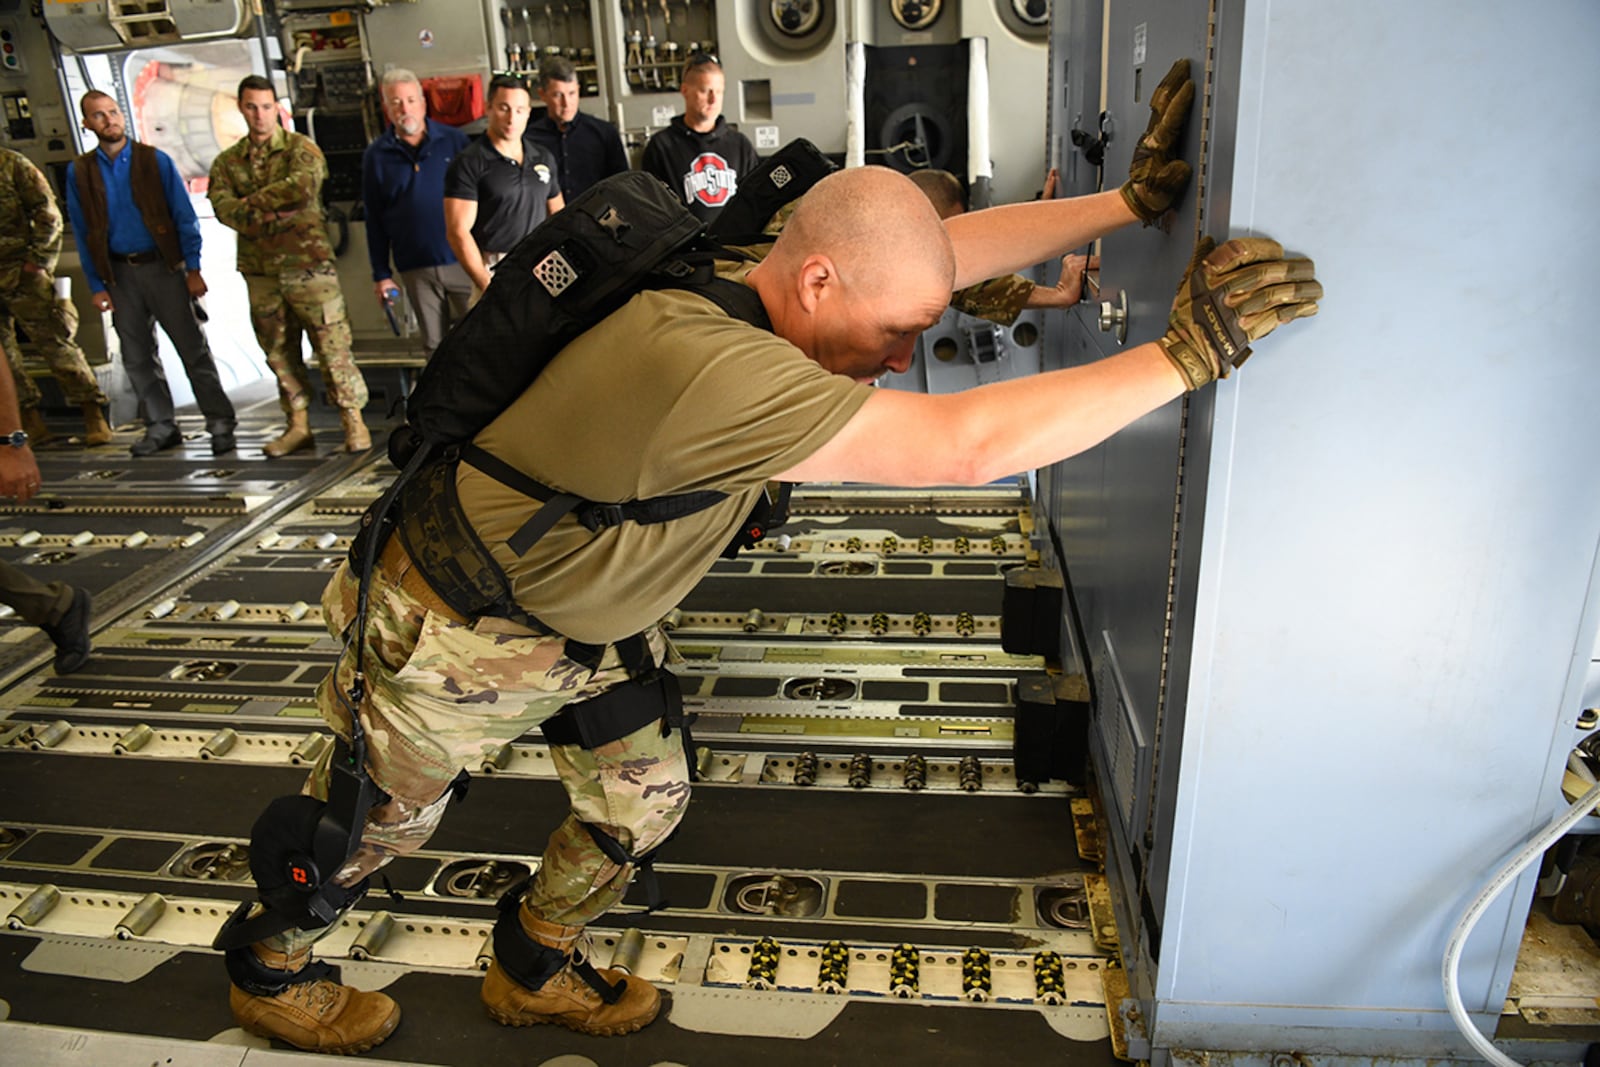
(1164, 0), (1600, 1028)
(1047, 0), (1600, 1055)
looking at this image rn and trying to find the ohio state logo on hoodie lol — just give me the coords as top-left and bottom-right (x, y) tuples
(684, 152), (738, 207)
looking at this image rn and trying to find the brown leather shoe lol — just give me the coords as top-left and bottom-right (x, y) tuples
(229, 963), (400, 1054)
(80, 403), (112, 446)
(264, 410), (313, 458)
(481, 910), (660, 1035)
(340, 409), (371, 452)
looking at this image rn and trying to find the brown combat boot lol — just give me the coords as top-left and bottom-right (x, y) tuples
(264, 410), (313, 458)
(481, 905), (661, 1035)
(339, 408), (371, 452)
(228, 943), (400, 1054)
(20, 406), (53, 446)
(80, 403), (112, 446)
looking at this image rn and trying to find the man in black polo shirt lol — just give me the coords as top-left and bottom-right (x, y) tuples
(444, 75), (564, 298)
(525, 57), (628, 201)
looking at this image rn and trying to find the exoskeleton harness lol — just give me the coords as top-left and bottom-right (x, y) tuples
(214, 148), (835, 978)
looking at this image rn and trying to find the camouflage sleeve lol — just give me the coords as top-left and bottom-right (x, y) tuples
(248, 136), (326, 212)
(207, 154), (265, 236)
(16, 156), (62, 271)
(950, 274), (1035, 327)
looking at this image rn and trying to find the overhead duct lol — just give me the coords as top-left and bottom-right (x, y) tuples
(42, 0), (254, 55)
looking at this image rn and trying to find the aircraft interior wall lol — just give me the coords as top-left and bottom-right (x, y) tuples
(0, 0), (1598, 1065)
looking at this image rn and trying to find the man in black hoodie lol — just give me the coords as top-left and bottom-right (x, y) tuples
(639, 53), (759, 224)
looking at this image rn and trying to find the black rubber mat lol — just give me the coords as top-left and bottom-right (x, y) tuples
(783, 513), (1023, 537)
(683, 576), (1004, 615)
(182, 570), (345, 604)
(0, 752), (1083, 880)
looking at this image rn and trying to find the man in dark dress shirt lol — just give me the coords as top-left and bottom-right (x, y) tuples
(524, 56), (628, 201)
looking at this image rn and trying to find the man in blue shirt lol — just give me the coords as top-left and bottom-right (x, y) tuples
(524, 56), (628, 202)
(65, 91), (236, 456)
(363, 70), (471, 359)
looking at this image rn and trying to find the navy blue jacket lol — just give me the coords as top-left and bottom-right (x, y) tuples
(524, 111), (628, 201)
(362, 118), (470, 279)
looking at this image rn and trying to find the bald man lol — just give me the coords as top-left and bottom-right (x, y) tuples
(217, 69), (1320, 1056)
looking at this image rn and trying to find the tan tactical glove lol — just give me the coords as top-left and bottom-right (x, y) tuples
(1158, 236), (1322, 391)
(1120, 59), (1195, 225)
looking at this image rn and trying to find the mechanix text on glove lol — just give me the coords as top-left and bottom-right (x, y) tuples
(1157, 236), (1322, 391)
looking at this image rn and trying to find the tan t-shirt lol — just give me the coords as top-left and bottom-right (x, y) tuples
(458, 266), (869, 644)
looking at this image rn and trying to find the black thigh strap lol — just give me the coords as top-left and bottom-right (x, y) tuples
(541, 669), (682, 750)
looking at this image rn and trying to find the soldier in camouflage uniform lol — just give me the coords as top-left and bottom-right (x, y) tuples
(909, 168), (1093, 324)
(0, 147), (114, 446)
(224, 545), (684, 1053)
(208, 76), (370, 457)
(216, 62), (1306, 1061)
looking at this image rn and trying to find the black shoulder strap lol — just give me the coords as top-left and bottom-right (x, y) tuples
(690, 274), (773, 331)
(461, 443), (729, 557)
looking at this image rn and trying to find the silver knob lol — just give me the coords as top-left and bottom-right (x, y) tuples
(1098, 289), (1129, 345)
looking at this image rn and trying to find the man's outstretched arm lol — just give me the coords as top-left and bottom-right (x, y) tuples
(946, 58), (1195, 288)
(782, 341), (1187, 486)
(945, 189), (1134, 291)
(780, 236), (1321, 487)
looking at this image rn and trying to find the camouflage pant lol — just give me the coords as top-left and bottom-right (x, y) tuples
(261, 554), (689, 956)
(950, 273), (1034, 327)
(244, 265), (369, 416)
(0, 268), (108, 409)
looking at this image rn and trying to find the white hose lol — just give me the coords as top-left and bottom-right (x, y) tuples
(966, 37), (991, 186)
(1442, 778), (1600, 1066)
(845, 41), (865, 169)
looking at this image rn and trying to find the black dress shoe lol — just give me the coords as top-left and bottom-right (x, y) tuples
(130, 431), (181, 457)
(211, 431), (237, 455)
(42, 586), (92, 675)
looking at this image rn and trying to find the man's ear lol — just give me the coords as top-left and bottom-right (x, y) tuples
(797, 254), (835, 314)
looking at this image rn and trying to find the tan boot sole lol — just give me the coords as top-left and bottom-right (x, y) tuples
(264, 435), (315, 458)
(484, 994), (661, 1035)
(235, 1006), (401, 1055)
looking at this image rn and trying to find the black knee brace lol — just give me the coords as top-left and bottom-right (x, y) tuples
(212, 732), (391, 953)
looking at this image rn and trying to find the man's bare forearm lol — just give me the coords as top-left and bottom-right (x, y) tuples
(945, 190), (1135, 289)
(943, 343), (1186, 481)
(778, 343), (1186, 487)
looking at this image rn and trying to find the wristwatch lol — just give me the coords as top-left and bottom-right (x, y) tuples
(5, 429), (28, 448)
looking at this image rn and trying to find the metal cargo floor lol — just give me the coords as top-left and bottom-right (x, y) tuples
(0, 396), (1116, 1067)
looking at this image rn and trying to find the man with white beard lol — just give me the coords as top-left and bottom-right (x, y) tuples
(361, 69), (472, 359)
